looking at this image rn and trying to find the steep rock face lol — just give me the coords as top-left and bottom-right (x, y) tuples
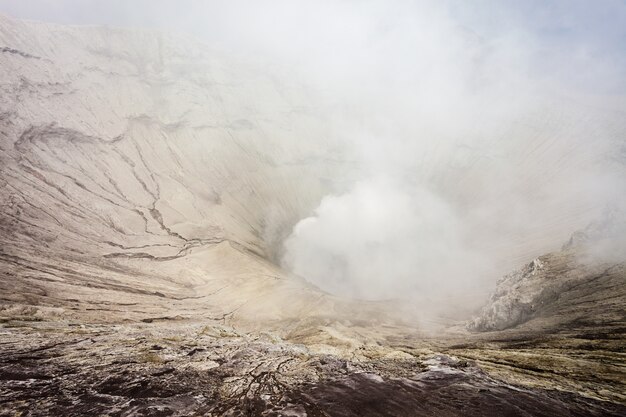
(468, 221), (626, 332)
(468, 258), (548, 331)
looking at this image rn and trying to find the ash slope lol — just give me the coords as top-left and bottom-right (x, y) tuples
(0, 13), (364, 331)
(0, 14), (625, 416)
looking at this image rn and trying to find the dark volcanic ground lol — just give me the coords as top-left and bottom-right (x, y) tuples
(1, 321), (624, 417)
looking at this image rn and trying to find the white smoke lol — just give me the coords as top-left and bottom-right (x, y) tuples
(282, 177), (493, 303)
(274, 1), (626, 309)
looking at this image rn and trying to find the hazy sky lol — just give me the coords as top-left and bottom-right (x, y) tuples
(1, 0), (625, 93)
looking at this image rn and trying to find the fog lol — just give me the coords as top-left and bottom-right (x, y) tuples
(2, 0), (625, 310)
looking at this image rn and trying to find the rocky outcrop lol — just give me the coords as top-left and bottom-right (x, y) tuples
(468, 258), (547, 331)
(468, 222), (626, 332)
